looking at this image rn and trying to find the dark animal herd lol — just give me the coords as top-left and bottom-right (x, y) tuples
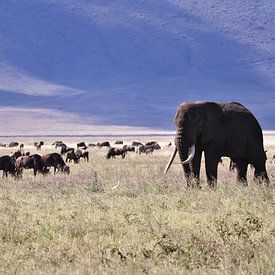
(0, 140), (162, 179)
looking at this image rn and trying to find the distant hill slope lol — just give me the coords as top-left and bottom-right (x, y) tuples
(0, 0), (274, 134)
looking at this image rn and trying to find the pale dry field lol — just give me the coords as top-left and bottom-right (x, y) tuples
(0, 134), (274, 274)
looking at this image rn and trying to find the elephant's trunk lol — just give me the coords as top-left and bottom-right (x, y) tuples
(164, 129), (191, 173)
(175, 129), (189, 163)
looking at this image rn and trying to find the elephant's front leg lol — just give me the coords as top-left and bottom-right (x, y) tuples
(204, 152), (220, 187)
(190, 149), (202, 186)
(182, 163), (192, 186)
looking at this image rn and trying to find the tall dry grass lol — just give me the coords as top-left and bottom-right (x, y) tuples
(0, 141), (274, 274)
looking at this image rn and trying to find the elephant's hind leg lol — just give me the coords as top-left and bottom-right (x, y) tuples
(232, 158), (248, 185)
(254, 165), (269, 184)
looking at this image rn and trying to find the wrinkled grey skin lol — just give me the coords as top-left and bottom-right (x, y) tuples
(166, 101), (269, 186)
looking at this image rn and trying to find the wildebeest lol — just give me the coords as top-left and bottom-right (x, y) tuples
(137, 145), (146, 154)
(115, 140), (123, 145)
(34, 141), (44, 150)
(52, 141), (64, 148)
(0, 155), (17, 178)
(9, 142), (19, 147)
(76, 149), (89, 162)
(145, 147), (154, 155)
(88, 143), (97, 147)
(43, 153), (70, 174)
(66, 150), (80, 163)
(152, 143), (161, 150)
(97, 141), (111, 148)
(0, 143), (7, 147)
(137, 143), (161, 154)
(19, 143), (24, 150)
(10, 150), (30, 161)
(122, 145), (135, 152)
(145, 141), (157, 146)
(60, 144), (74, 155)
(106, 148), (126, 159)
(11, 150), (23, 160)
(77, 142), (87, 149)
(132, 141), (143, 147)
(16, 154), (49, 176)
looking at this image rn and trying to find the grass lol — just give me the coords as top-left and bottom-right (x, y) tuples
(0, 140), (274, 274)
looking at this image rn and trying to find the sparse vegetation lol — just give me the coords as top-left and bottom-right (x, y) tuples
(0, 138), (274, 274)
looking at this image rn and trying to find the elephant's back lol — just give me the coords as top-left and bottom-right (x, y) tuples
(221, 102), (263, 136)
(221, 102), (264, 152)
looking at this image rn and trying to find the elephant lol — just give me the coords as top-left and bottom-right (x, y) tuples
(164, 101), (269, 186)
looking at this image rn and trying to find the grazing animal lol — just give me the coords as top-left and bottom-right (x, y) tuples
(137, 144), (160, 154)
(145, 141), (157, 146)
(97, 141), (111, 148)
(77, 142), (87, 149)
(164, 101), (269, 186)
(82, 151), (89, 161)
(106, 148), (126, 159)
(75, 149), (89, 162)
(0, 143), (7, 147)
(0, 156), (17, 178)
(137, 145), (146, 154)
(122, 145), (135, 152)
(145, 147), (154, 155)
(60, 144), (74, 155)
(11, 150), (23, 160)
(43, 153), (70, 174)
(115, 140), (123, 145)
(88, 143), (97, 147)
(152, 143), (161, 150)
(34, 141), (44, 150)
(52, 141), (64, 148)
(66, 150), (80, 163)
(19, 144), (24, 150)
(132, 141), (143, 147)
(9, 142), (19, 147)
(10, 150), (30, 161)
(16, 154), (49, 176)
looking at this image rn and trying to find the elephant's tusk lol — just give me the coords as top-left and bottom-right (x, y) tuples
(181, 145), (195, 164)
(164, 147), (177, 174)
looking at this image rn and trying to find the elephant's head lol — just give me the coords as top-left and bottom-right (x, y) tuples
(164, 101), (223, 173)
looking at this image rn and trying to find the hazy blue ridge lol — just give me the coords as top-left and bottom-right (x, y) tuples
(0, 0), (274, 132)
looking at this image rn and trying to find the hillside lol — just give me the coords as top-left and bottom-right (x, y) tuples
(0, 0), (274, 134)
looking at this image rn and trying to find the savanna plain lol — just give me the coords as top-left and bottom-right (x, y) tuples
(0, 134), (275, 274)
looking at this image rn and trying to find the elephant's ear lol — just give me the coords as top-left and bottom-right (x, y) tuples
(201, 123), (215, 143)
(201, 104), (223, 143)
